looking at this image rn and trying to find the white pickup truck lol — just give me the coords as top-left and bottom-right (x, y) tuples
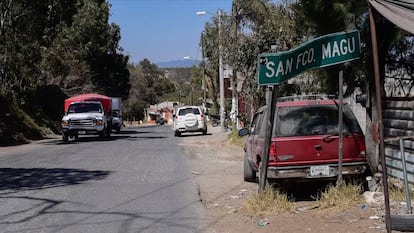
(61, 94), (113, 142)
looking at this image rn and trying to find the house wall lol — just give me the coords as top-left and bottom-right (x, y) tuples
(383, 98), (414, 184)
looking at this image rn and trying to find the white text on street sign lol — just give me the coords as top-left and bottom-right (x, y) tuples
(258, 30), (361, 85)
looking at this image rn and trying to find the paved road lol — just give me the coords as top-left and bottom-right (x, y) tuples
(0, 125), (207, 233)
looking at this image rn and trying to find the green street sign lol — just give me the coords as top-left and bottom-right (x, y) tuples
(258, 30), (361, 85)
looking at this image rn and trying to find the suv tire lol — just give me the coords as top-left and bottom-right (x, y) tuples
(391, 214), (414, 232)
(243, 153), (256, 182)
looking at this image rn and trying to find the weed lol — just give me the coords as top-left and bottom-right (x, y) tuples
(317, 182), (364, 211)
(241, 185), (295, 216)
(388, 178), (414, 202)
(227, 131), (245, 147)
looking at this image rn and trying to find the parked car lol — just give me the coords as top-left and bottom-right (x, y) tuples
(239, 95), (370, 184)
(155, 117), (167, 125)
(173, 106), (207, 136)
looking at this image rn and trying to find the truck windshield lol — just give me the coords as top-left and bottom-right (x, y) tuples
(68, 103), (102, 113)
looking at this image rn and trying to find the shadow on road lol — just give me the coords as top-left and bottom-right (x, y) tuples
(112, 129), (152, 135)
(42, 131), (168, 145)
(175, 133), (213, 138)
(0, 167), (111, 192)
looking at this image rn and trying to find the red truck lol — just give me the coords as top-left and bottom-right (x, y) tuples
(61, 93), (113, 142)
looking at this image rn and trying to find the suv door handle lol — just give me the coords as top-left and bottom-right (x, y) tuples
(314, 145), (322, 150)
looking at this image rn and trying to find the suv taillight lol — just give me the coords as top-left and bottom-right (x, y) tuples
(355, 135), (366, 157)
(269, 141), (277, 162)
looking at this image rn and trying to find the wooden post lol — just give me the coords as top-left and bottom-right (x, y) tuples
(259, 85), (278, 193)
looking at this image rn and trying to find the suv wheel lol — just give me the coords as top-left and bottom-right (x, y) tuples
(174, 131), (181, 137)
(243, 153), (256, 182)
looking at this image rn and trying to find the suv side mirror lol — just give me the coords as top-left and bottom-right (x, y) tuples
(238, 128), (249, 137)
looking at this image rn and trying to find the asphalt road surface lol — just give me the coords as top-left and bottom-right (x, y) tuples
(0, 125), (207, 233)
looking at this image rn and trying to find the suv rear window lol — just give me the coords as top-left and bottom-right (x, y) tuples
(275, 104), (362, 137)
(178, 107), (200, 116)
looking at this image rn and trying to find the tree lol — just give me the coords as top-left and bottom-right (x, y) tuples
(0, 0), (131, 139)
(125, 59), (177, 121)
(291, 0), (369, 96)
(0, 1), (52, 95)
(226, 0), (300, 122)
(0, 0), (130, 99)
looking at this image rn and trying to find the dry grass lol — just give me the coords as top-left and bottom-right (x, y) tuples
(316, 182), (364, 211)
(388, 178), (414, 202)
(241, 185), (295, 216)
(226, 131), (246, 147)
(242, 182), (366, 217)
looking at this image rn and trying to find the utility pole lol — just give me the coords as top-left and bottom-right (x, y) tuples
(196, 9), (225, 130)
(230, 2), (239, 131)
(218, 10), (225, 130)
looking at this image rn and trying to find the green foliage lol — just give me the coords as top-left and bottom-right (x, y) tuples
(0, 0), (130, 141)
(125, 59), (181, 120)
(20, 85), (68, 127)
(227, 131), (246, 147)
(123, 100), (146, 122)
(1, 0), (412, 141)
(0, 0), (130, 97)
(0, 95), (44, 146)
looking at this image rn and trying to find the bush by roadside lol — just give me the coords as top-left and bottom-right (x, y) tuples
(0, 95), (53, 146)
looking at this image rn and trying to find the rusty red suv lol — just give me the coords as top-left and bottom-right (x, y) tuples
(239, 96), (370, 183)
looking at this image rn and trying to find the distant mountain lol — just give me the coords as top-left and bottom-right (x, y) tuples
(156, 59), (200, 68)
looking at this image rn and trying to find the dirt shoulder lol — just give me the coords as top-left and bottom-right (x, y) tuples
(178, 126), (389, 233)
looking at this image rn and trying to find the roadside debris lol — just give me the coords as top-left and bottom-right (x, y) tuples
(257, 218), (269, 227)
(361, 203), (368, 210)
(363, 191), (384, 205)
(191, 170), (202, 175)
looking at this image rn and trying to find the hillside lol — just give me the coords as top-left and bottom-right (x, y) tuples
(0, 95), (56, 146)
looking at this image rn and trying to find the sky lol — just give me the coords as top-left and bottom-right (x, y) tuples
(108, 0), (233, 64)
